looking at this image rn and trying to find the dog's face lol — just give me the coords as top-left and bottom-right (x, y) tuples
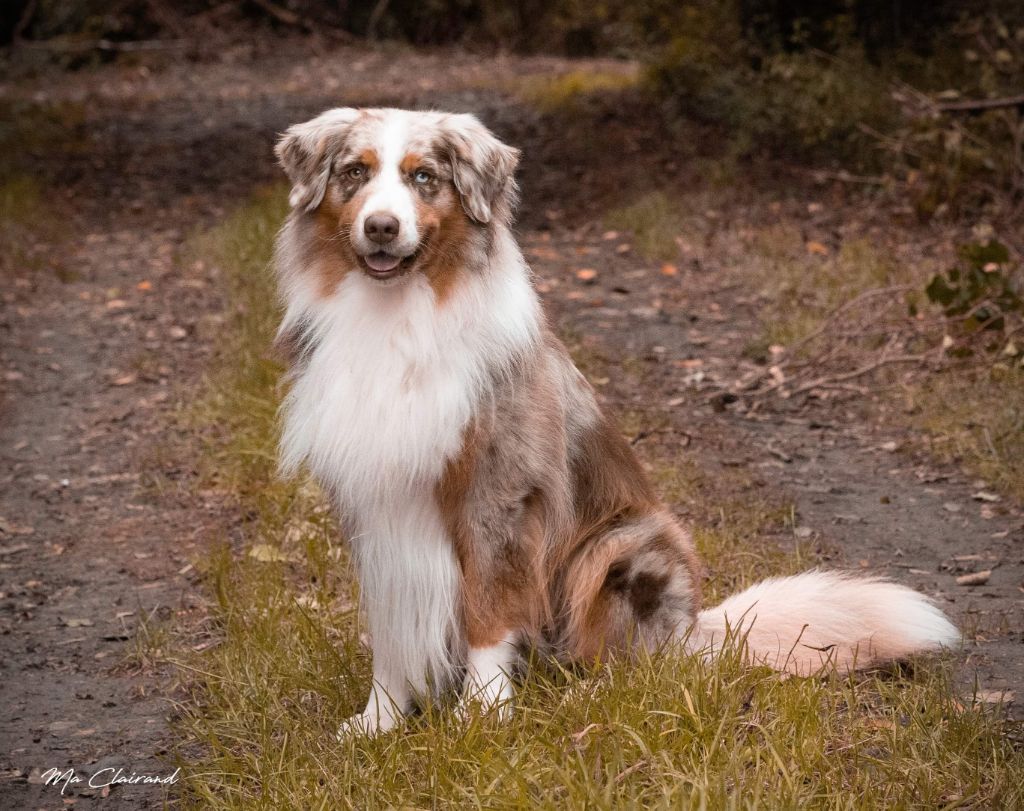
(276, 108), (519, 287)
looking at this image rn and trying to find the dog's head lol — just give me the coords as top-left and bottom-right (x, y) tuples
(275, 108), (519, 286)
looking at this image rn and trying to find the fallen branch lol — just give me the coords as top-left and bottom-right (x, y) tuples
(734, 285), (914, 395)
(937, 94), (1024, 114)
(780, 286), (913, 361)
(783, 354), (928, 399)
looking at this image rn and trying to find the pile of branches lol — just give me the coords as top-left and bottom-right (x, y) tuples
(733, 241), (1023, 408)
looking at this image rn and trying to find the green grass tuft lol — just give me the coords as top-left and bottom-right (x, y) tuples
(750, 229), (899, 348)
(515, 68), (641, 114)
(605, 191), (687, 262)
(913, 363), (1024, 503)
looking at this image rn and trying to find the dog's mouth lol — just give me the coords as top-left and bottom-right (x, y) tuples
(360, 250), (418, 281)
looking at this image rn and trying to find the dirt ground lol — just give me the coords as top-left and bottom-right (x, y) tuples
(1, 40), (1021, 809)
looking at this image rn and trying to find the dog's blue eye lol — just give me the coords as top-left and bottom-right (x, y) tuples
(414, 170), (432, 185)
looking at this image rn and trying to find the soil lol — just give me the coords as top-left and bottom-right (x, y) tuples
(1, 38), (1021, 810)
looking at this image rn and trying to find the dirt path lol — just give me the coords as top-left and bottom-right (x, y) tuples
(1, 40), (1020, 809)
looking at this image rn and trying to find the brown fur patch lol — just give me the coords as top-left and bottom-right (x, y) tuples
(358, 148), (379, 169)
(436, 353), (568, 651)
(549, 404), (702, 662)
(304, 185), (370, 297)
(415, 185), (474, 304)
(629, 570), (671, 621)
(560, 516), (699, 663)
(400, 151), (423, 174)
(571, 414), (659, 532)
(438, 421), (545, 649)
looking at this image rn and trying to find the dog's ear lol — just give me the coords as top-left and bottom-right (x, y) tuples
(440, 114), (520, 225)
(275, 108), (360, 212)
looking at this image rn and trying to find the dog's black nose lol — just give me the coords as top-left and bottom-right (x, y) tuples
(364, 213), (400, 244)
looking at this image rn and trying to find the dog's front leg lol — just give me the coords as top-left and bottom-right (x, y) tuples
(455, 559), (536, 719)
(462, 632), (519, 717)
(337, 655), (411, 738)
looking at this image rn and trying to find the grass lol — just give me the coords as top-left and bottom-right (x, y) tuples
(514, 67), (641, 114)
(605, 191), (689, 262)
(747, 228), (900, 349)
(740, 219), (1024, 499)
(912, 363), (1024, 503)
(0, 99), (90, 281)
(164, 187), (1024, 808)
(0, 174), (64, 279)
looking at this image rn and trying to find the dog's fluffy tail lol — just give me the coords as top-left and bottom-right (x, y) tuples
(685, 570), (958, 675)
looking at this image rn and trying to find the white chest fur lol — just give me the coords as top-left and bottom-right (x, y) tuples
(280, 258), (537, 502)
(277, 241), (539, 692)
(282, 273), (481, 506)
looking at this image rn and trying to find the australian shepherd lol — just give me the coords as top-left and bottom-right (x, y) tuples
(271, 107), (957, 735)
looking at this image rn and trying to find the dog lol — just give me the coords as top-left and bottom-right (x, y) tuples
(271, 107), (958, 735)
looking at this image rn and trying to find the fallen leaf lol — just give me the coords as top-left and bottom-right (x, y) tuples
(806, 240), (829, 256)
(112, 374), (137, 386)
(575, 268), (598, 283)
(136, 280), (152, 291)
(63, 618), (94, 628)
(943, 502), (962, 513)
(526, 246), (560, 261)
(248, 544), (291, 563)
(660, 263), (678, 276)
(956, 570), (991, 586)
(972, 491), (1000, 502)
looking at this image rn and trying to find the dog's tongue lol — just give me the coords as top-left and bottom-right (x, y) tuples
(364, 252), (401, 272)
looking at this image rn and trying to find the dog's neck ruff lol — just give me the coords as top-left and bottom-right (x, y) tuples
(278, 226), (540, 504)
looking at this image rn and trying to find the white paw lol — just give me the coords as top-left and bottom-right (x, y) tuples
(459, 678), (515, 723)
(458, 695), (514, 723)
(335, 708), (400, 740)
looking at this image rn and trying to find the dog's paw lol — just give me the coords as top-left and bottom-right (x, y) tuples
(457, 679), (515, 724)
(335, 708), (399, 740)
(457, 695), (514, 725)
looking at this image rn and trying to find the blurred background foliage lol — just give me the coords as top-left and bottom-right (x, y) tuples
(4, 0), (1021, 217)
